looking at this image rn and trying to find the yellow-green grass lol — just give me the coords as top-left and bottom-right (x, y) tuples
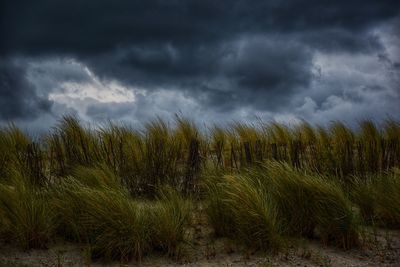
(351, 169), (400, 228)
(52, 166), (192, 261)
(205, 162), (359, 250)
(0, 116), (399, 261)
(0, 172), (56, 249)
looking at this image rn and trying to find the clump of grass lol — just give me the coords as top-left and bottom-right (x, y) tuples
(53, 170), (150, 261)
(98, 123), (143, 194)
(205, 162), (359, 250)
(81, 191), (153, 261)
(350, 169), (400, 228)
(265, 162), (359, 249)
(382, 119), (400, 170)
(374, 169), (400, 227)
(0, 127), (20, 180)
(48, 115), (101, 177)
(152, 187), (192, 255)
(358, 121), (381, 174)
(53, 166), (192, 262)
(175, 116), (203, 195)
(203, 169), (236, 237)
(350, 176), (377, 223)
(330, 122), (354, 178)
(51, 165), (125, 241)
(204, 169), (283, 250)
(0, 170), (56, 249)
(224, 174), (282, 249)
(0, 127), (47, 187)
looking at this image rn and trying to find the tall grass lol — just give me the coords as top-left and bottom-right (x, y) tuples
(204, 174), (282, 250)
(202, 169), (234, 237)
(44, 116), (400, 191)
(152, 187), (192, 255)
(0, 171), (56, 249)
(47, 115), (204, 196)
(205, 162), (359, 249)
(52, 166), (191, 261)
(0, 126), (47, 186)
(48, 115), (101, 177)
(205, 119), (400, 180)
(351, 168), (400, 227)
(375, 170), (400, 227)
(97, 123), (143, 193)
(264, 162), (359, 248)
(223, 174), (282, 249)
(0, 116), (399, 261)
(0, 126), (25, 179)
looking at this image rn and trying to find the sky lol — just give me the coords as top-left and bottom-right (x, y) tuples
(1, 1), (400, 131)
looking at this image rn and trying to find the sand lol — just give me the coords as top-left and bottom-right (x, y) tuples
(1, 227), (399, 267)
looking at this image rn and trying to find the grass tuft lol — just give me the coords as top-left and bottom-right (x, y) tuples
(205, 162), (359, 249)
(52, 166), (191, 261)
(0, 171), (56, 249)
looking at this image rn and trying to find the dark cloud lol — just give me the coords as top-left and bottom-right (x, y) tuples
(221, 36), (313, 110)
(86, 102), (135, 121)
(1, 1), (399, 127)
(0, 58), (53, 120)
(85, 36), (313, 112)
(2, 0), (399, 56)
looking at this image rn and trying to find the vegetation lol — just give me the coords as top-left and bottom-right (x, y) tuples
(204, 163), (359, 250)
(351, 168), (400, 227)
(0, 172), (56, 249)
(0, 116), (399, 262)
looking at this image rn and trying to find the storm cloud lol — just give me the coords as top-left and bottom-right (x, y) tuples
(0, 58), (52, 120)
(1, 0), (399, 128)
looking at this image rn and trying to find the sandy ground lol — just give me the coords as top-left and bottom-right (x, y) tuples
(1, 225), (399, 267)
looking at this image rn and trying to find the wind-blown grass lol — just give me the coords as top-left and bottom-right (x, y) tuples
(152, 187), (192, 255)
(223, 174), (282, 249)
(52, 166), (191, 261)
(374, 169), (400, 227)
(265, 162), (359, 249)
(351, 169), (400, 228)
(205, 162), (359, 250)
(0, 116), (399, 262)
(0, 171), (56, 249)
(203, 169), (235, 238)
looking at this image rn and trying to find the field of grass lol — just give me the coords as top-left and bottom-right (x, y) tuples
(0, 116), (399, 264)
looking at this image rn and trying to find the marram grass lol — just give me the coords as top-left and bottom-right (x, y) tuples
(0, 171), (56, 249)
(351, 168), (400, 227)
(205, 162), (360, 250)
(52, 166), (191, 261)
(0, 116), (399, 262)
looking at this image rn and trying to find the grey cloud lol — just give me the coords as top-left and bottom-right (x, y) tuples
(220, 36), (313, 110)
(86, 36), (313, 113)
(299, 29), (383, 53)
(2, 1), (399, 56)
(1, 1), (400, 128)
(0, 58), (53, 120)
(293, 48), (400, 125)
(86, 102), (135, 121)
